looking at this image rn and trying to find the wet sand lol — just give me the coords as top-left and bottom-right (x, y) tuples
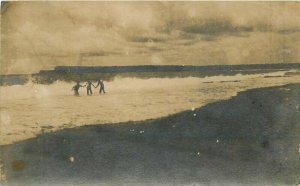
(1, 83), (299, 185)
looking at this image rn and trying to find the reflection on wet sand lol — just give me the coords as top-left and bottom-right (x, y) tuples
(0, 71), (300, 145)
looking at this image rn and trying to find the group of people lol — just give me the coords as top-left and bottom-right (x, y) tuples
(72, 79), (105, 96)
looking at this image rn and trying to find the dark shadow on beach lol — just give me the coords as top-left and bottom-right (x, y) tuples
(1, 84), (300, 185)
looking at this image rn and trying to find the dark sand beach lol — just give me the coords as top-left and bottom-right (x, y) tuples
(1, 84), (300, 185)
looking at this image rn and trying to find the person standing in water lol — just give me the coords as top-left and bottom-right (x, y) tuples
(72, 81), (85, 96)
(86, 80), (94, 96)
(95, 79), (106, 94)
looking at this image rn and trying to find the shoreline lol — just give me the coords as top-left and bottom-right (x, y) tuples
(1, 75), (300, 145)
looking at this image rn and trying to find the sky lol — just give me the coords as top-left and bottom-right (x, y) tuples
(1, 1), (300, 74)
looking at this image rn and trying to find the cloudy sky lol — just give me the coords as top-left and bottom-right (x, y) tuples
(1, 1), (300, 74)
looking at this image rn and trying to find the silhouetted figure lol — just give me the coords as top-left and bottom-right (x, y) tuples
(95, 79), (106, 94)
(72, 81), (85, 96)
(86, 80), (94, 96)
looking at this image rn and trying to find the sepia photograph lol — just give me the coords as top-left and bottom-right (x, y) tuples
(1, 1), (300, 185)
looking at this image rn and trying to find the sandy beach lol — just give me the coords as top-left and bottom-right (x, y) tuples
(1, 82), (299, 185)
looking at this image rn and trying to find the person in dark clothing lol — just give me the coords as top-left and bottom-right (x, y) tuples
(94, 79), (106, 94)
(86, 80), (94, 96)
(72, 81), (85, 96)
